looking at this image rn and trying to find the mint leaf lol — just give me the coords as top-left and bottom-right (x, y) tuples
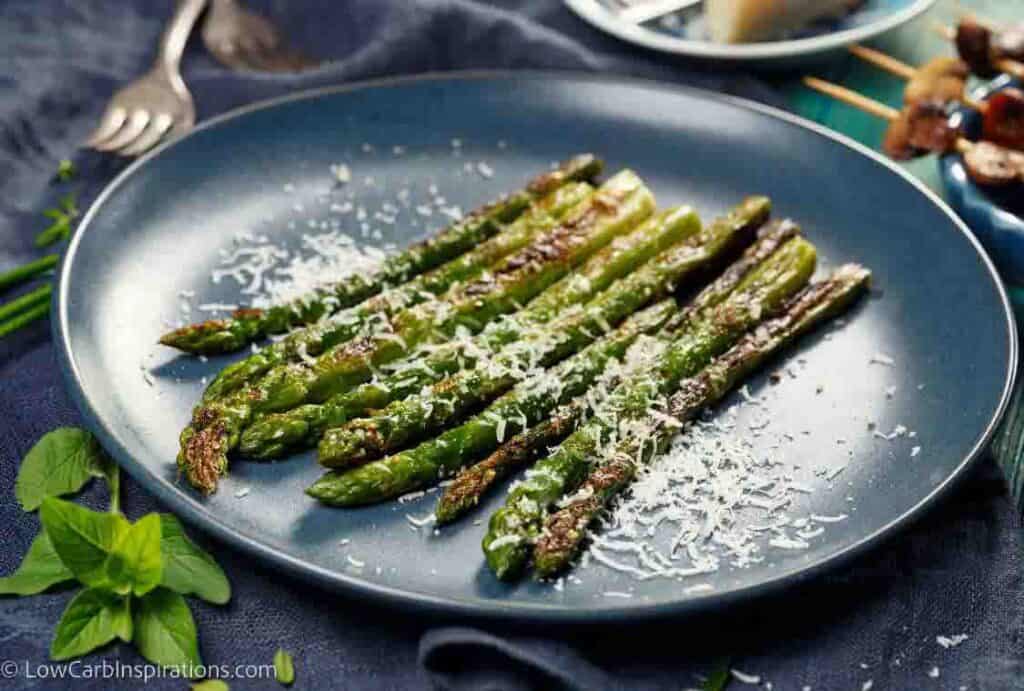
(106, 514), (163, 597)
(273, 648), (295, 686)
(133, 588), (202, 672)
(57, 159), (76, 182)
(16, 428), (111, 511)
(36, 192), (79, 247)
(50, 588), (132, 661)
(159, 514), (231, 605)
(0, 530), (74, 596)
(40, 497), (129, 588)
(192, 681), (230, 691)
(701, 657), (733, 691)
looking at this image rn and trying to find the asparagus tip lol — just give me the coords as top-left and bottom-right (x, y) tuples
(178, 416), (230, 494)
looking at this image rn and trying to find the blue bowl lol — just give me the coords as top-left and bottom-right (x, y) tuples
(940, 75), (1024, 285)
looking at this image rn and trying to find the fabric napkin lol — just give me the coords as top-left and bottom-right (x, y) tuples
(1, 1), (1023, 690)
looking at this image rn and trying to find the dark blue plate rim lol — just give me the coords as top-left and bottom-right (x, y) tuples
(53, 71), (1018, 623)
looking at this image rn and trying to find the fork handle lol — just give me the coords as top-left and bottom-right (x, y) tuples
(158, 0), (209, 77)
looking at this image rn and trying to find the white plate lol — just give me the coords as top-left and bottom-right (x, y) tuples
(564, 0), (937, 63)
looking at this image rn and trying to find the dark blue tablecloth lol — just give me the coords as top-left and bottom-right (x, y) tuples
(2, 2), (1023, 689)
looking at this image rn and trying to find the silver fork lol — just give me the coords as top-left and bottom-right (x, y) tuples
(86, 0), (207, 157)
(202, 0), (318, 73)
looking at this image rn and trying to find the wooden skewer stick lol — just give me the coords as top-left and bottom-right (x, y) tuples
(847, 44), (987, 111)
(932, 22), (1024, 79)
(802, 76), (972, 154)
(848, 44), (917, 80)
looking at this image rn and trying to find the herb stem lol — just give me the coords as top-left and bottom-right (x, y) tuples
(108, 465), (121, 515)
(0, 284), (52, 323)
(0, 255), (59, 293)
(0, 302), (49, 338)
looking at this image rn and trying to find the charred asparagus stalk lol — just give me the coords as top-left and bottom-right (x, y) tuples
(306, 300), (678, 506)
(201, 180), (594, 401)
(482, 236), (817, 580)
(306, 223), (807, 507)
(532, 265), (871, 577)
(316, 201), (772, 467)
(239, 204), (716, 459)
(180, 171), (653, 493)
(434, 217), (800, 524)
(434, 387), (593, 525)
(160, 154), (603, 355)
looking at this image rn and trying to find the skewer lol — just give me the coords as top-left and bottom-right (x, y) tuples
(848, 44), (1024, 152)
(848, 44), (916, 80)
(847, 44), (986, 111)
(803, 76), (1023, 186)
(933, 22), (1024, 79)
(803, 76), (901, 123)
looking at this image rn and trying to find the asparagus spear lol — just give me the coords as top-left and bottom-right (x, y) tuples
(0, 284), (52, 323)
(238, 204), (710, 459)
(482, 236), (817, 580)
(306, 300), (678, 506)
(435, 388), (592, 525)
(180, 171), (653, 494)
(532, 265), (871, 576)
(0, 255), (58, 293)
(306, 222), (806, 506)
(200, 179), (594, 402)
(0, 302), (50, 338)
(160, 154), (603, 355)
(434, 218), (802, 523)
(316, 200), (769, 467)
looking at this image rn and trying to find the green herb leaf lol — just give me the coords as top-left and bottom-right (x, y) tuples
(105, 514), (163, 597)
(50, 588), (132, 661)
(192, 681), (230, 691)
(132, 587), (202, 672)
(159, 514), (231, 605)
(57, 159), (76, 182)
(35, 191), (79, 247)
(273, 648), (295, 686)
(701, 657), (733, 691)
(16, 428), (111, 511)
(0, 530), (74, 596)
(40, 497), (129, 588)
(60, 192), (78, 214)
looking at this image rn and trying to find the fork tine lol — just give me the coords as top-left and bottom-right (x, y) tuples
(94, 110), (151, 152)
(164, 118), (191, 142)
(84, 106), (128, 147)
(117, 113), (174, 157)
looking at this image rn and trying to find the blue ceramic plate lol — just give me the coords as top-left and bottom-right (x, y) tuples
(940, 75), (1024, 284)
(55, 73), (1015, 622)
(564, 0), (936, 63)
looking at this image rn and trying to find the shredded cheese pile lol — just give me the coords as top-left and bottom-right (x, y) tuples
(582, 399), (845, 582)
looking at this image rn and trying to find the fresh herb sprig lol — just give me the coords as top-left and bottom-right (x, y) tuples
(36, 192), (79, 248)
(701, 658), (734, 691)
(0, 160), (81, 339)
(56, 159), (76, 183)
(1, 427), (231, 674)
